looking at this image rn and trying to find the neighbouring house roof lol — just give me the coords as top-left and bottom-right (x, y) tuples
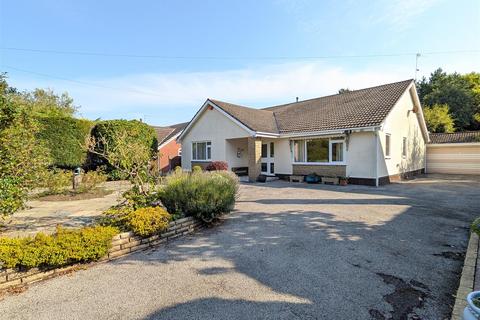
(208, 79), (414, 134)
(429, 131), (480, 144)
(152, 122), (188, 146)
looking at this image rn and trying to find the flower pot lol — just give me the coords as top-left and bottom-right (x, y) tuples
(463, 291), (480, 320)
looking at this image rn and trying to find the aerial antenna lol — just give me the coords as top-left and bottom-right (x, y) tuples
(414, 53), (421, 81)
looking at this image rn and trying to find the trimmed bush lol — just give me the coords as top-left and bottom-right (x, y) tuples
(99, 205), (171, 236)
(159, 170), (238, 222)
(36, 116), (93, 169)
(77, 169), (107, 193)
(41, 169), (72, 194)
(205, 161), (228, 171)
(126, 207), (171, 236)
(0, 225), (118, 269)
(89, 120), (157, 179)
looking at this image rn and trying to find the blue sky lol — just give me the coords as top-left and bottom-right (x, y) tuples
(1, 0), (479, 126)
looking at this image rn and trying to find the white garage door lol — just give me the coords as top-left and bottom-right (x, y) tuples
(426, 143), (480, 175)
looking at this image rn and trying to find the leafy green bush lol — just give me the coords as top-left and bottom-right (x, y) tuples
(89, 120), (157, 176)
(36, 116), (93, 168)
(1, 81), (51, 216)
(126, 207), (171, 236)
(41, 169), (72, 194)
(0, 177), (25, 216)
(472, 218), (480, 236)
(159, 170), (238, 222)
(77, 169), (107, 193)
(99, 205), (170, 236)
(0, 225), (118, 269)
(99, 205), (134, 230)
(123, 185), (160, 209)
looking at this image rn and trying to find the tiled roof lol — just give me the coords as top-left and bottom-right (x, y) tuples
(152, 122), (188, 145)
(429, 131), (480, 144)
(208, 79), (414, 134)
(209, 99), (278, 133)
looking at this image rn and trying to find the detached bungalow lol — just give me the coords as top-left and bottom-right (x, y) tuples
(178, 79), (429, 186)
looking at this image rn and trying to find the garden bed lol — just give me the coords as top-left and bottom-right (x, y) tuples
(36, 188), (113, 201)
(0, 216), (204, 291)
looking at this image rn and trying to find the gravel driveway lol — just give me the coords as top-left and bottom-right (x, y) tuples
(0, 174), (479, 320)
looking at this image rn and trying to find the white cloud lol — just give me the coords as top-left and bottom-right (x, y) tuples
(9, 61), (412, 122)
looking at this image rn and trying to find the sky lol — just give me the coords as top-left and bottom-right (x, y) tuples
(0, 0), (479, 126)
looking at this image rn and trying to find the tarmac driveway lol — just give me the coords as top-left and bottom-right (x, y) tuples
(0, 174), (479, 320)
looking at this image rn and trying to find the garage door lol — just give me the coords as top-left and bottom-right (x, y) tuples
(426, 143), (480, 175)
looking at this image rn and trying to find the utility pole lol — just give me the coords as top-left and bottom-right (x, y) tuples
(415, 53), (421, 81)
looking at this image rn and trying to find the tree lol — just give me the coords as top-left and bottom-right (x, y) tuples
(0, 76), (51, 216)
(88, 120), (158, 179)
(12, 88), (78, 118)
(423, 104), (455, 133)
(416, 69), (480, 131)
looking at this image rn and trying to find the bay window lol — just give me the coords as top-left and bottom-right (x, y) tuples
(293, 138), (345, 164)
(192, 141), (211, 161)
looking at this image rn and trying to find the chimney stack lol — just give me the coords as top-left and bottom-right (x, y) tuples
(296, 97), (299, 103)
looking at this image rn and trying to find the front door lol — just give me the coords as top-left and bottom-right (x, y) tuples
(261, 142), (275, 175)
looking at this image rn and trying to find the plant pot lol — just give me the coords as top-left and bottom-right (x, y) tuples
(464, 291), (480, 320)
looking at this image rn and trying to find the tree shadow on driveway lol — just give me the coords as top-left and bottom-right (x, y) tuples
(114, 177), (480, 320)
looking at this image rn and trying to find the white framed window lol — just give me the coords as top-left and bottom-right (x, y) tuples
(293, 138), (345, 164)
(178, 147), (182, 157)
(192, 141), (211, 161)
(385, 134), (391, 158)
(402, 137), (407, 158)
(330, 140), (344, 163)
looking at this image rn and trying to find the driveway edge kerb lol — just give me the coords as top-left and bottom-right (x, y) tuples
(451, 232), (479, 320)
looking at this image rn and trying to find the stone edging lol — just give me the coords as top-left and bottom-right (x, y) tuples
(451, 232), (479, 320)
(0, 216), (204, 291)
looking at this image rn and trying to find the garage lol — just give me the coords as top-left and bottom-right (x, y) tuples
(426, 131), (480, 175)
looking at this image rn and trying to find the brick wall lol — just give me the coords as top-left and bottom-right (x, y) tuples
(292, 164), (346, 176)
(0, 217), (204, 290)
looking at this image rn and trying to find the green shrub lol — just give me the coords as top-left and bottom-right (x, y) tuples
(123, 185), (159, 209)
(472, 218), (480, 236)
(159, 170), (238, 222)
(77, 169), (107, 193)
(89, 120), (157, 175)
(41, 169), (72, 194)
(126, 207), (171, 236)
(0, 225), (118, 269)
(1, 82), (51, 216)
(99, 205), (171, 236)
(99, 205), (134, 230)
(36, 116), (93, 168)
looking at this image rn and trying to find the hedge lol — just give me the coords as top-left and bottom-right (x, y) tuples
(89, 120), (158, 174)
(36, 116), (93, 169)
(0, 225), (118, 269)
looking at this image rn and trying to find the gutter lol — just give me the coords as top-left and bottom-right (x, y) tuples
(257, 126), (380, 139)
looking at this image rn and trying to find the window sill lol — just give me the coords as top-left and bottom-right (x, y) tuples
(293, 162), (346, 166)
(191, 159), (211, 162)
